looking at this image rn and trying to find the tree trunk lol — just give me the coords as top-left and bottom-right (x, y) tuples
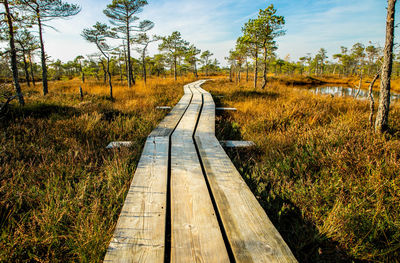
(355, 72), (363, 98)
(254, 49), (258, 89)
(100, 60), (106, 83)
(107, 57), (113, 101)
(4, 0), (24, 105)
(118, 55), (123, 83)
(375, 0), (396, 133)
(229, 65), (233, 82)
(194, 62), (198, 78)
(126, 25), (134, 87)
(37, 16), (48, 95)
(174, 57), (177, 81)
(246, 60), (249, 82)
(123, 41), (128, 84)
(369, 73), (380, 127)
(80, 63), (85, 83)
(79, 86), (84, 100)
(28, 52), (36, 86)
(22, 49), (31, 87)
(261, 46), (267, 89)
(142, 51), (147, 84)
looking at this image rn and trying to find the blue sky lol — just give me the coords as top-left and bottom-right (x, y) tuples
(43, 0), (395, 65)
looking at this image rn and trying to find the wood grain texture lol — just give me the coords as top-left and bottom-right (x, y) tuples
(104, 137), (169, 263)
(216, 107), (237, 111)
(149, 83), (193, 138)
(219, 140), (255, 148)
(194, 86), (215, 136)
(194, 83), (297, 263)
(104, 80), (296, 263)
(170, 86), (229, 263)
(106, 141), (133, 149)
(156, 106), (172, 110)
(104, 83), (196, 262)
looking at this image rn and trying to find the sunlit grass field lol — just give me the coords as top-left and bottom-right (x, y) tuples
(1, 75), (400, 262)
(0, 76), (194, 262)
(203, 77), (400, 262)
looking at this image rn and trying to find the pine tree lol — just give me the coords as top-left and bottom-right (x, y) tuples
(1, 0), (24, 105)
(104, 0), (153, 88)
(375, 0), (397, 133)
(240, 4), (285, 89)
(132, 33), (159, 83)
(18, 0), (80, 95)
(185, 45), (201, 78)
(200, 50), (213, 76)
(15, 29), (38, 87)
(82, 22), (117, 100)
(159, 31), (189, 81)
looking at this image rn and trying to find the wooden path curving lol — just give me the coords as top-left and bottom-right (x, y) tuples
(104, 80), (297, 263)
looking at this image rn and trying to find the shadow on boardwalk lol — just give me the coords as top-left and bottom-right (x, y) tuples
(215, 106), (363, 263)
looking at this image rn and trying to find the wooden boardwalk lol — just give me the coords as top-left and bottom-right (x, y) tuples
(104, 81), (297, 262)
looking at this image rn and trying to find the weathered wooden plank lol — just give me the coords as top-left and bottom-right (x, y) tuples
(194, 85), (297, 263)
(149, 83), (193, 138)
(156, 106), (172, 110)
(106, 141), (133, 149)
(104, 139), (255, 151)
(104, 83), (197, 262)
(220, 140), (255, 148)
(170, 87), (229, 262)
(105, 79), (296, 263)
(216, 107), (237, 111)
(104, 137), (169, 263)
(195, 91), (215, 135)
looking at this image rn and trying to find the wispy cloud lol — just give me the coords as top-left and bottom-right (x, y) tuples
(274, 0), (391, 60)
(39, 0), (394, 65)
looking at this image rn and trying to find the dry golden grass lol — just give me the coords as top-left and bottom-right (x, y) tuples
(25, 76), (195, 110)
(0, 76), (195, 262)
(203, 77), (400, 262)
(2, 74), (400, 262)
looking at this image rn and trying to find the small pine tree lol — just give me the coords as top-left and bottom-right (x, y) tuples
(82, 22), (117, 100)
(18, 0), (81, 95)
(104, 0), (154, 88)
(2, 0), (24, 105)
(159, 31), (189, 81)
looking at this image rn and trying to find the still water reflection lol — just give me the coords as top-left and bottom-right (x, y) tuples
(311, 86), (400, 101)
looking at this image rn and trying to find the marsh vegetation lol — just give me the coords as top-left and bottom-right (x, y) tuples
(1, 0), (400, 262)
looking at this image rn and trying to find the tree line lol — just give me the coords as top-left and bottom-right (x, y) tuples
(228, 42), (400, 79)
(227, 1), (397, 133)
(0, 0), (220, 103)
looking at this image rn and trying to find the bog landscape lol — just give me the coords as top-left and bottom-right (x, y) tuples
(1, 0), (400, 262)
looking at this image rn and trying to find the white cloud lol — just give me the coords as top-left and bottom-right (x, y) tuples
(274, 0), (390, 60)
(37, 0), (394, 66)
